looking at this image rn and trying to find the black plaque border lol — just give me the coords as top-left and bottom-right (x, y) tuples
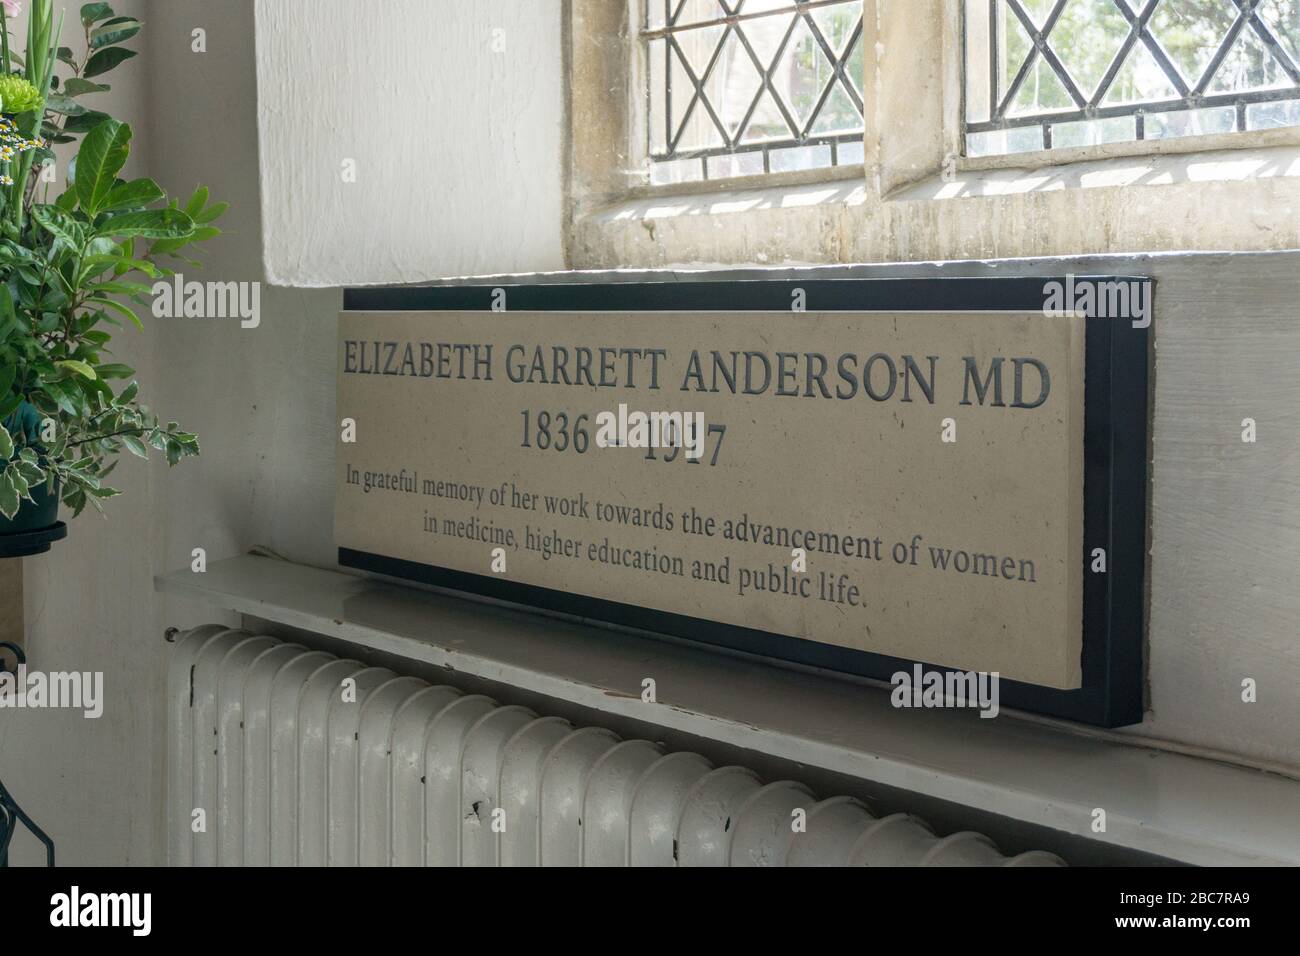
(340, 277), (1149, 727)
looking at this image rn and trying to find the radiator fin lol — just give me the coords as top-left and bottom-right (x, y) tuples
(166, 627), (1065, 867)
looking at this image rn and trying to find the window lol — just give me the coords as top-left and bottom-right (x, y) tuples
(963, 0), (1300, 157)
(642, 0), (866, 185)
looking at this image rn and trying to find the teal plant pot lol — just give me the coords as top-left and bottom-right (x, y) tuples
(0, 477), (59, 534)
(1, 401), (65, 556)
(0, 479), (64, 556)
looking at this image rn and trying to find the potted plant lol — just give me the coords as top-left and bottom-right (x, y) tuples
(0, 0), (224, 556)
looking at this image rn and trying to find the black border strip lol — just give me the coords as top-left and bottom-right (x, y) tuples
(339, 277), (1149, 727)
(345, 276), (1132, 314)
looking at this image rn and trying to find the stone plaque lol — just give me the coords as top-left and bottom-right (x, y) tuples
(336, 279), (1148, 725)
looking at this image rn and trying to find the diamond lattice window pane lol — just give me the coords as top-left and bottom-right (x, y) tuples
(1057, 0), (1133, 98)
(744, 11), (797, 67)
(676, 0), (730, 27)
(643, 0), (865, 182)
(811, 3), (862, 55)
(1148, 0), (1239, 87)
(1259, 0), (1300, 64)
(1207, 18), (1293, 92)
(963, 0), (1300, 156)
(777, 17), (828, 131)
(1022, 0), (1062, 27)
(1103, 41), (1182, 104)
(708, 30), (765, 137)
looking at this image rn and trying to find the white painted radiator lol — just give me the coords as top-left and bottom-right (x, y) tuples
(167, 625), (1065, 867)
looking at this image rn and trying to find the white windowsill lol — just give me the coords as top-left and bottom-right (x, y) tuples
(584, 142), (1300, 231)
(156, 554), (1300, 866)
(898, 142), (1300, 204)
(587, 176), (867, 228)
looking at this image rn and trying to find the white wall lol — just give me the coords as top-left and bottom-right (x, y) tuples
(3, 0), (1299, 866)
(253, 0), (566, 287)
(1, 0), (343, 866)
(0, 0), (163, 866)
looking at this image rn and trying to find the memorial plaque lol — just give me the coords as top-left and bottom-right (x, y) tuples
(337, 279), (1148, 726)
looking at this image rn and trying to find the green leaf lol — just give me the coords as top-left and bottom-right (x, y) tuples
(7, 466), (28, 499)
(184, 186), (209, 218)
(118, 380), (138, 404)
(87, 296), (143, 330)
(124, 258), (160, 278)
(44, 93), (87, 116)
(14, 460), (44, 485)
(32, 204), (85, 248)
(0, 362), (14, 397)
(90, 18), (142, 50)
(78, 252), (125, 278)
(63, 110), (111, 133)
(84, 253), (159, 280)
(0, 471), (19, 519)
(122, 434), (148, 458)
(41, 380), (81, 416)
(95, 363), (134, 379)
(75, 118), (133, 215)
(100, 177), (163, 213)
(0, 423), (12, 460)
(148, 236), (189, 257)
(194, 201), (229, 225)
(83, 46), (137, 77)
(98, 208), (194, 239)
(63, 486), (86, 518)
(28, 392), (60, 417)
(81, 3), (114, 26)
(63, 78), (111, 97)
(88, 279), (151, 296)
(55, 359), (98, 380)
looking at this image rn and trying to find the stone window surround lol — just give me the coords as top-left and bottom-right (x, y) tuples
(567, 0), (1300, 270)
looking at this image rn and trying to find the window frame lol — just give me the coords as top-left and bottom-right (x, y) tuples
(954, 0), (1300, 172)
(567, 0), (1300, 272)
(625, 0), (870, 195)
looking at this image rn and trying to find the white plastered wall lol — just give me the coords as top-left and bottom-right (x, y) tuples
(2, 0), (1298, 867)
(253, 0), (566, 286)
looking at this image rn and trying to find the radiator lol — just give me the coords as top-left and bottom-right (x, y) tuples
(167, 625), (1065, 867)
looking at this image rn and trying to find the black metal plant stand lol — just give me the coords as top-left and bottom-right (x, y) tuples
(0, 642), (55, 866)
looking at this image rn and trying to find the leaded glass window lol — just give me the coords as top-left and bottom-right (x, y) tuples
(964, 0), (1300, 156)
(643, 0), (866, 184)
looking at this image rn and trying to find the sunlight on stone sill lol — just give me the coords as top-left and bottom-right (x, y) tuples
(604, 179), (869, 223)
(901, 144), (1300, 204)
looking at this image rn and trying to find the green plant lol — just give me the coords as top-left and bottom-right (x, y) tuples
(0, 1), (225, 521)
